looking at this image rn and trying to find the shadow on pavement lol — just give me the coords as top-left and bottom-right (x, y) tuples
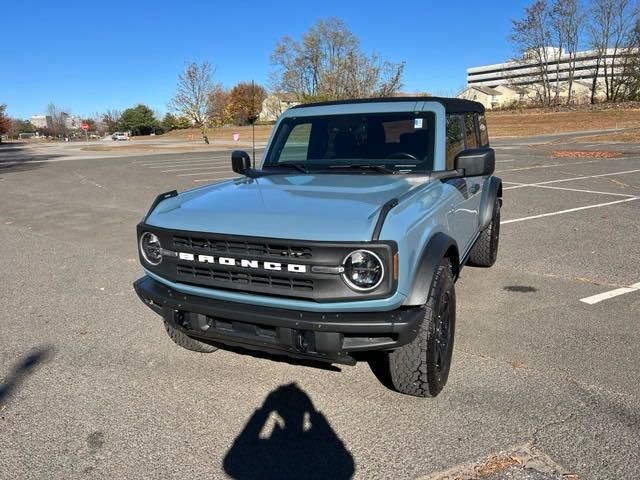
(0, 142), (62, 174)
(223, 383), (355, 480)
(0, 346), (54, 406)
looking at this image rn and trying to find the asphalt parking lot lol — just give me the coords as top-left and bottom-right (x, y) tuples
(1, 131), (639, 479)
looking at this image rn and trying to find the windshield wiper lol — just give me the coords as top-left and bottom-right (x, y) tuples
(327, 164), (395, 174)
(264, 163), (308, 174)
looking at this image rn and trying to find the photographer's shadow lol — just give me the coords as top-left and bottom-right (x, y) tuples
(223, 383), (355, 480)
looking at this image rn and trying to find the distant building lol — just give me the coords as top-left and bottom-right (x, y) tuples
(457, 84), (528, 110)
(31, 115), (53, 129)
(457, 86), (502, 110)
(30, 112), (83, 131)
(62, 112), (83, 129)
(258, 93), (300, 122)
(459, 48), (624, 108)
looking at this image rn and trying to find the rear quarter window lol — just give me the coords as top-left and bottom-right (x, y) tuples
(446, 114), (464, 169)
(478, 114), (489, 146)
(464, 114), (478, 149)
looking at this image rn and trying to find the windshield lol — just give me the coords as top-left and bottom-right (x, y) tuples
(264, 112), (436, 173)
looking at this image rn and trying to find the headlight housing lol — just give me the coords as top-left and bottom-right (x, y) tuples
(342, 249), (384, 291)
(139, 232), (163, 266)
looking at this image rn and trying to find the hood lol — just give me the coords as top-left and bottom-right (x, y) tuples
(146, 174), (431, 241)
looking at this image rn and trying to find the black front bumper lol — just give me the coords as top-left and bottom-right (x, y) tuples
(134, 276), (424, 365)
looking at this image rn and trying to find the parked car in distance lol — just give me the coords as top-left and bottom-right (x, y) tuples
(112, 132), (129, 141)
(134, 96), (502, 398)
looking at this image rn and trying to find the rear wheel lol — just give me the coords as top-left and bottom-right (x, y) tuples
(371, 258), (456, 397)
(163, 320), (218, 353)
(468, 196), (500, 267)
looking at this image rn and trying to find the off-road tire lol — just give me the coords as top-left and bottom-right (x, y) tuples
(468, 196), (500, 267)
(373, 258), (456, 397)
(163, 320), (218, 353)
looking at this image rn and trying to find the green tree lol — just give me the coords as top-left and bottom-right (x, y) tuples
(11, 119), (35, 137)
(119, 104), (159, 136)
(161, 113), (177, 132)
(174, 115), (192, 129)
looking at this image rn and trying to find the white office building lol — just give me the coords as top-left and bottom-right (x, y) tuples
(459, 48), (630, 108)
(30, 115), (53, 129)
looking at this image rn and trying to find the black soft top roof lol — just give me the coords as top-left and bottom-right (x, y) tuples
(289, 96), (485, 114)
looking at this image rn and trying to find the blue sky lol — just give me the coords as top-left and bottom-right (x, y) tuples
(1, 0), (531, 119)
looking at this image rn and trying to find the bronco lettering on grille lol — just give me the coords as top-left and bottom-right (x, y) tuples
(177, 252), (307, 273)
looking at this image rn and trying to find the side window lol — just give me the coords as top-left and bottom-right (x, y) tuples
(278, 123), (311, 162)
(464, 114), (478, 149)
(446, 114), (464, 169)
(477, 114), (489, 147)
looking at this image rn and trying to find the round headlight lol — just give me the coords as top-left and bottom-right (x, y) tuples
(342, 250), (384, 291)
(139, 232), (163, 266)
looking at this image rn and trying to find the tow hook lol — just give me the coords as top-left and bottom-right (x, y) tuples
(295, 331), (310, 352)
(174, 311), (189, 329)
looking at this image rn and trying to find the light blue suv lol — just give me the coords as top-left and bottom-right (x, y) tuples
(134, 97), (502, 397)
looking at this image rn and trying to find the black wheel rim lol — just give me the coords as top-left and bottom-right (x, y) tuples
(434, 291), (452, 381)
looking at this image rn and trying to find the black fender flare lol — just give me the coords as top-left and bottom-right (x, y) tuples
(478, 176), (502, 231)
(403, 232), (459, 307)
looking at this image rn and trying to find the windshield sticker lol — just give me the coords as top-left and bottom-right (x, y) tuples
(414, 118), (424, 129)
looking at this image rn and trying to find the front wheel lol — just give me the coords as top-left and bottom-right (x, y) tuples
(371, 258), (456, 397)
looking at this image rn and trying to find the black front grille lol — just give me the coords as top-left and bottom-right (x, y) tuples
(138, 224), (397, 302)
(177, 265), (314, 292)
(173, 235), (312, 260)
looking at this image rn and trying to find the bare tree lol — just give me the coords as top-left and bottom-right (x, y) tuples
(551, 0), (584, 104)
(270, 18), (404, 101)
(624, 16), (640, 99)
(0, 104), (11, 142)
(101, 109), (121, 133)
(170, 61), (215, 143)
(47, 103), (71, 138)
(511, 0), (559, 106)
(588, 0), (637, 102)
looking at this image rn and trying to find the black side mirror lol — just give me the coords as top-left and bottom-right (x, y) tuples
(231, 150), (251, 175)
(454, 148), (495, 177)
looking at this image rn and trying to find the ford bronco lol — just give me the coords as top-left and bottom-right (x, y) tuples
(134, 97), (502, 397)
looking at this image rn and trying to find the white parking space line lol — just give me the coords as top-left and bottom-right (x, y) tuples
(501, 197), (640, 225)
(496, 160), (515, 163)
(178, 170), (233, 177)
(580, 283), (640, 305)
(497, 159), (601, 173)
(161, 165), (231, 173)
(147, 159), (229, 168)
(137, 157), (230, 166)
(503, 168), (640, 190)
(533, 169), (640, 185)
(530, 185), (640, 198)
(193, 176), (236, 183)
